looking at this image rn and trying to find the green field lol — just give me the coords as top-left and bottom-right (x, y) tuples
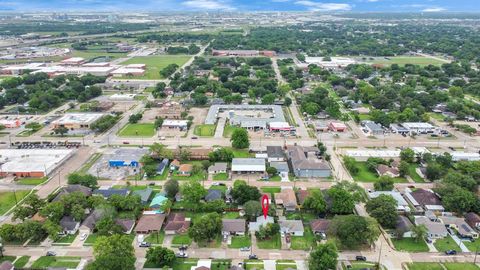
(194, 124), (216, 137)
(407, 164), (425, 183)
(365, 56), (448, 66)
(118, 123), (155, 137)
(53, 233), (78, 245)
(14, 256), (30, 268)
(229, 236), (252, 248)
(256, 234), (281, 249)
(71, 50), (128, 60)
(172, 234), (192, 246)
(121, 55), (191, 80)
(433, 235), (460, 252)
(16, 177), (47, 185)
(0, 191), (31, 215)
(351, 162), (408, 183)
(392, 237), (429, 252)
(31, 256), (81, 269)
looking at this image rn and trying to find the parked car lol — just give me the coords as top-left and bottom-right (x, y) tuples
(240, 247), (250, 252)
(46, 251), (57, 256)
(139, 242), (151, 248)
(445, 250), (457, 255)
(191, 136), (198, 139)
(178, 245), (188, 251)
(248, 254), (258, 260)
(176, 252), (188, 258)
(355, 256), (367, 261)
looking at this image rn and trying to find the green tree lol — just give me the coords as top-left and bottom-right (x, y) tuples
(53, 126), (68, 137)
(261, 93), (275, 105)
(302, 190), (327, 215)
(308, 243), (338, 270)
(208, 147), (234, 162)
(43, 220), (62, 241)
(145, 247), (176, 268)
(329, 215), (380, 249)
(87, 235), (135, 270)
(188, 213), (222, 244)
(181, 180), (207, 204)
(164, 179), (179, 199)
(400, 148), (415, 163)
(327, 187), (354, 214)
(373, 176), (394, 191)
(411, 224), (428, 242)
(231, 128), (249, 149)
(67, 173), (98, 188)
(266, 166), (277, 176)
(231, 182), (261, 205)
(365, 194), (398, 229)
(244, 200), (262, 220)
(40, 201), (65, 223)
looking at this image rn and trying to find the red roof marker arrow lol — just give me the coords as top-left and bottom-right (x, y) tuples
(261, 194), (269, 219)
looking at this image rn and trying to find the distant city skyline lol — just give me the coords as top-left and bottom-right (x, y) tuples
(0, 0), (477, 12)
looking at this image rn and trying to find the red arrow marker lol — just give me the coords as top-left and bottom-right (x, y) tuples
(261, 194), (269, 219)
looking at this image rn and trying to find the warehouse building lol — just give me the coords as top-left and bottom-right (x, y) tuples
(345, 149), (401, 161)
(362, 121), (384, 135)
(205, 104), (285, 130)
(231, 158), (266, 174)
(162, 120), (188, 130)
(450, 152), (480, 161)
(52, 113), (103, 130)
(0, 149), (74, 177)
(401, 122), (436, 134)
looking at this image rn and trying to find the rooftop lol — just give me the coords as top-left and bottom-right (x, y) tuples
(52, 113), (103, 125)
(0, 148), (74, 175)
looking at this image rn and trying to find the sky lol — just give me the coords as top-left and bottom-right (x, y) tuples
(0, 0), (477, 12)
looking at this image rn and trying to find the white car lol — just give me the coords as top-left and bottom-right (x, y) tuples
(80, 233), (88, 241)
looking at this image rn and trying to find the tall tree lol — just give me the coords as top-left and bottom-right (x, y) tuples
(230, 128), (249, 149)
(365, 194), (398, 228)
(87, 235), (135, 270)
(188, 213), (222, 244)
(308, 243), (338, 270)
(145, 247), (176, 268)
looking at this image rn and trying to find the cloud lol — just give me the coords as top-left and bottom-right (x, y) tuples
(422, 7), (446, 12)
(294, 1), (352, 11)
(182, 0), (235, 10)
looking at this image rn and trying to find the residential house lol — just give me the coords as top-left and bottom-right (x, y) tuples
(396, 216), (414, 238)
(405, 189), (444, 212)
(115, 219), (136, 234)
(267, 146), (285, 162)
(60, 216), (80, 235)
(133, 188), (153, 205)
(52, 184), (92, 202)
(310, 219), (331, 235)
(208, 163), (228, 174)
(296, 189), (310, 205)
(414, 216), (448, 239)
(231, 158), (266, 174)
(157, 158), (169, 175)
(205, 189), (223, 202)
(170, 159), (180, 171)
(93, 188), (130, 199)
(274, 188), (297, 212)
(164, 213), (191, 235)
(278, 217), (304, 236)
(177, 164), (193, 176)
(376, 164), (400, 178)
(368, 191), (410, 213)
(286, 145), (331, 178)
(363, 121), (384, 136)
(149, 194), (169, 211)
(465, 212), (480, 230)
(439, 216), (479, 239)
(222, 219), (246, 236)
(79, 209), (104, 234)
(134, 214), (166, 234)
(249, 215), (274, 232)
(269, 161), (289, 174)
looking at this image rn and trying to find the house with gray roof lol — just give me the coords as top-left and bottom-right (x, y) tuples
(278, 217), (304, 236)
(269, 161), (289, 173)
(208, 163), (228, 174)
(133, 188), (153, 205)
(232, 158), (266, 173)
(60, 216), (80, 235)
(249, 216), (274, 232)
(287, 145), (330, 178)
(52, 184), (92, 202)
(222, 219), (246, 236)
(267, 146), (285, 162)
(414, 216), (448, 239)
(205, 189), (223, 202)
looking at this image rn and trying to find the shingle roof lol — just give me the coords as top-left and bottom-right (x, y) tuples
(133, 188), (153, 203)
(274, 189), (297, 208)
(135, 214), (166, 233)
(310, 219), (331, 233)
(115, 218), (135, 233)
(267, 146), (284, 158)
(296, 190), (310, 205)
(60, 216), (78, 231)
(93, 188), (129, 198)
(287, 145), (330, 171)
(222, 219), (246, 233)
(205, 189), (223, 202)
(410, 189), (442, 206)
(279, 219), (304, 233)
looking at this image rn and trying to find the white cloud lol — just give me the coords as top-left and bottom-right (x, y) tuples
(182, 0), (234, 10)
(422, 7), (446, 12)
(294, 1), (351, 11)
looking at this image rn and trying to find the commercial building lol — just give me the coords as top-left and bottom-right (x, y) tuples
(287, 145), (331, 178)
(60, 57), (86, 66)
(328, 122), (347, 132)
(450, 152), (480, 161)
(106, 148), (149, 168)
(162, 120), (188, 130)
(268, 122), (293, 132)
(362, 121), (384, 135)
(390, 124), (410, 135)
(401, 122), (436, 134)
(0, 149), (74, 177)
(52, 113), (103, 130)
(0, 119), (21, 128)
(231, 158), (266, 173)
(205, 105), (285, 130)
(304, 57), (356, 69)
(345, 149), (401, 161)
(211, 49), (276, 57)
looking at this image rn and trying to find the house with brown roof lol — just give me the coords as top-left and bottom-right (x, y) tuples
(405, 188), (444, 212)
(52, 184), (92, 202)
(134, 214), (166, 234)
(376, 164), (400, 178)
(164, 213), (191, 235)
(296, 189), (310, 205)
(222, 219), (246, 236)
(310, 219), (331, 235)
(274, 188), (297, 212)
(178, 164), (193, 176)
(115, 218), (136, 234)
(466, 212), (480, 230)
(170, 159), (180, 171)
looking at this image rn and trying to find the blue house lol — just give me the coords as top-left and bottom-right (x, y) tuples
(149, 194), (169, 212)
(157, 158), (169, 175)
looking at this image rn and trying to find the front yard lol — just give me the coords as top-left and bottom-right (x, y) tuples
(433, 235), (460, 252)
(256, 234), (281, 249)
(172, 234), (192, 246)
(145, 231), (165, 245)
(391, 237), (429, 252)
(53, 233), (78, 245)
(31, 256), (81, 269)
(213, 173), (229, 181)
(229, 235), (251, 248)
(290, 228), (316, 250)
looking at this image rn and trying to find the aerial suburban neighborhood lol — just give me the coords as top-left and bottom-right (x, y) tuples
(0, 3), (480, 270)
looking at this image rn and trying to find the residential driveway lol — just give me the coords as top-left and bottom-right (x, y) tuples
(264, 260), (276, 270)
(215, 117), (226, 138)
(296, 260), (307, 270)
(450, 233), (470, 252)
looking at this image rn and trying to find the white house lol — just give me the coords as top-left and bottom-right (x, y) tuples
(231, 158), (266, 173)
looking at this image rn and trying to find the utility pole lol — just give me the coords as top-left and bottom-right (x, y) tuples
(474, 245), (478, 265)
(13, 189), (18, 206)
(377, 240), (383, 270)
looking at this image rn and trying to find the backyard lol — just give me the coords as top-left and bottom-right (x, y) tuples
(118, 123), (155, 137)
(351, 161), (408, 183)
(120, 55), (191, 80)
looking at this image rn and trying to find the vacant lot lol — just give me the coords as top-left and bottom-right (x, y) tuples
(392, 237), (429, 252)
(362, 56), (448, 66)
(118, 123), (155, 137)
(0, 191), (30, 215)
(194, 124), (216, 137)
(121, 55), (191, 80)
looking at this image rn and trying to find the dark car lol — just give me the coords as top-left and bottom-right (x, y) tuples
(179, 245), (188, 251)
(248, 254), (258, 260)
(191, 136), (198, 139)
(46, 251), (57, 256)
(355, 256), (367, 261)
(445, 250), (457, 255)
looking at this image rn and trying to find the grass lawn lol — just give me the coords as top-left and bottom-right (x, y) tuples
(269, 175), (282, 181)
(0, 190), (31, 215)
(31, 256), (81, 269)
(463, 239), (480, 252)
(349, 262), (377, 270)
(223, 211), (240, 219)
(171, 170), (206, 181)
(172, 234), (192, 246)
(15, 177), (47, 185)
(407, 164), (425, 183)
(433, 235), (460, 252)
(231, 148), (254, 158)
(261, 186), (281, 194)
(407, 263), (444, 270)
(145, 231), (165, 245)
(0, 256), (15, 264)
(14, 256), (30, 268)
(213, 173), (229, 181)
(211, 260), (233, 270)
(352, 162), (407, 183)
(121, 55), (191, 80)
(229, 235), (251, 248)
(291, 228), (316, 250)
(118, 123), (155, 137)
(285, 212), (317, 223)
(72, 50), (128, 60)
(276, 263), (297, 270)
(256, 234), (281, 249)
(392, 237), (429, 252)
(53, 233), (78, 245)
(245, 261), (264, 270)
(444, 263), (480, 270)
(223, 123), (238, 138)
(367, 56), (447, 66)
(209, 185), (228, 193)
(17, 129), (39, 137)
(148, 166), (170, 181)
(170, 259), (199, 270)
(194, 124), (216, 137)
(83, 234), (99, 246)
(77, 153), (102, 174)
